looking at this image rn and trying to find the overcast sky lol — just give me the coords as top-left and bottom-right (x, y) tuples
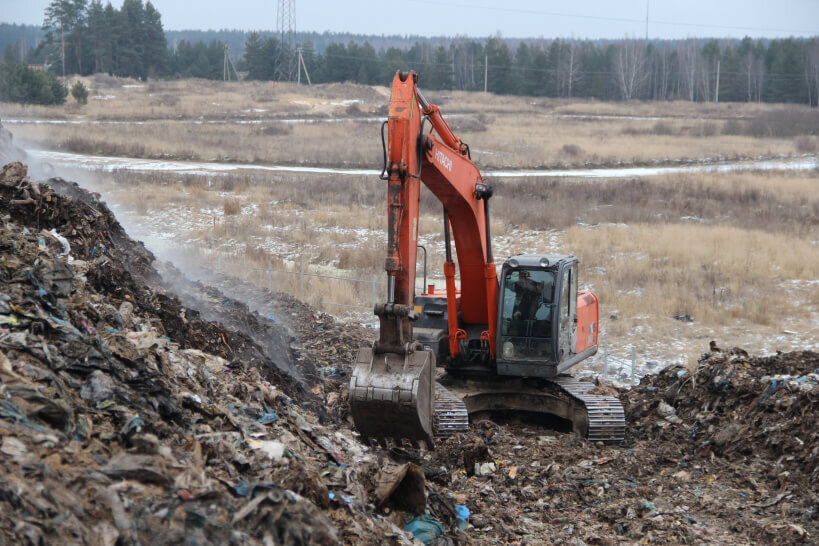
(2, 0), (818, 39)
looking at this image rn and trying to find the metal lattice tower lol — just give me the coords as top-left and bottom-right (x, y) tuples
(276, 0), (297, 81)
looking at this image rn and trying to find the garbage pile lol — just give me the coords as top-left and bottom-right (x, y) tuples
(2, 156), (817, 545)
(153, 259), (372, 423)
(419, 349), (816, 544)
(0, 161), (431, 544)
(626, 348), (817, 469)
(623, 347), (818, 541)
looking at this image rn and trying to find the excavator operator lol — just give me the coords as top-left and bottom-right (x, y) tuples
(512, 270), (543, 323)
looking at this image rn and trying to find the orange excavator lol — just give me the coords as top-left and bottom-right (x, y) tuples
(349, 71), (624, 446)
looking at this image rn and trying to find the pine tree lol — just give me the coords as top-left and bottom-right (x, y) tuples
(143, 1), (167, 77)
(86, 0), (106, 73)
(101, 2), (120, 75)
(485, 35), (514, 94)
(42, 0), (86, 75)
(119, 0), (146, 79)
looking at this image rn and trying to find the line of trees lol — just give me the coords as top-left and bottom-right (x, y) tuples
(2, 3), (818, 105)
(240, 34), (819, 105)
(38, 0), (166, 80)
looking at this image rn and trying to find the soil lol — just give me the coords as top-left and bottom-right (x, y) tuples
(1, 159), (816, 544)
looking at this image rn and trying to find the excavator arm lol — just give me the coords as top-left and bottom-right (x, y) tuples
(350, 71), (497, 444)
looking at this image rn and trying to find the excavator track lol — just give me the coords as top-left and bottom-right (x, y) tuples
(548, 376), (626, 442)
(433, 383), (469, 438)
(432, 375), (625, 443)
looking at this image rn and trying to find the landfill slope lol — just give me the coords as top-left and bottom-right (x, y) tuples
(1, 159), (817, 545)
(0, 161), (414, 545)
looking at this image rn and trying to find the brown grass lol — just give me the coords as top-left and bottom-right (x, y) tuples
(491, 170), (819, 240)
(223, 198), (242, 216)
(10, 78), (817, 355)
(3, 76), (813, 170)
(795, 136), (817, 153)
(568, 223), (818, 328)
(68, 163), (818, 328)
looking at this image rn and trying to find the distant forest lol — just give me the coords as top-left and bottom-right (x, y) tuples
(2, 2), (819, 104)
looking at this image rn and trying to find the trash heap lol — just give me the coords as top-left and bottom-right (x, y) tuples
(418, 349), (817, 545)
(0, 161), (435, 545)
(2, 156), (817, 545)
(624, 348), (818, 536)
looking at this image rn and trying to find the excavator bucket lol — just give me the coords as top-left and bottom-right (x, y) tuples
(349, 346), (435, 446)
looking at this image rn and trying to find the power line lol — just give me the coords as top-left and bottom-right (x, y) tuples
(405, 0), (819, 36)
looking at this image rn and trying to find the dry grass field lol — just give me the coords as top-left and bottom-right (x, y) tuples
(3, 75), (817, 372)
(4, 75), (818, 169)
(57, 160), (819, 371)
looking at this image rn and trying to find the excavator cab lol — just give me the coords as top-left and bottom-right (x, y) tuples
(496, 254), (598, 378)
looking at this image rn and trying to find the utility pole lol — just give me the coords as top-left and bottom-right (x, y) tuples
(714, 59), (720, 103)
(645, 0), (649, 42)
(484, 54), (488, 93)
(223, 45), (240, 82)
(297, 47), (312, 85)
(60, 19), (65, 77)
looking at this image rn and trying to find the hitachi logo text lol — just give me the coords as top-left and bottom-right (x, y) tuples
(435, 149), (452, 172)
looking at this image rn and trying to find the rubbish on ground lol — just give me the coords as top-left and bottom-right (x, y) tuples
(405, 514), (446, 544)
(375, 463), (427, 515)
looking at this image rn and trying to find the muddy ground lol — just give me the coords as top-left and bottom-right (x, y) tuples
(0, 160), (816, 544)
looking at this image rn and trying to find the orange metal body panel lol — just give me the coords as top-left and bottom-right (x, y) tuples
(385, 71), (498, 357)
(576, 291), (599, 353)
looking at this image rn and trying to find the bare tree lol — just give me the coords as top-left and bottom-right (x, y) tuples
(656, 46), (671, 100)
(740, 46), (766, 103)
(752, 56), (765, 102)
(554, 38), (581, 98)
(741, 51), (754, 102)
(677, 39), (698, 102)
(563, 38), (581, 98)
(613, 38), (648, 100)
(452, 36), (477, 91)
(697, 40), (720, 102)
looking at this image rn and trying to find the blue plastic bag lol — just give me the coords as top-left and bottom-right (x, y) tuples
(405, 514), (445, 544)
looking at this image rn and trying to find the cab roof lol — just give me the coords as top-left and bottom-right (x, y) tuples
(502, 253), (576, 269)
